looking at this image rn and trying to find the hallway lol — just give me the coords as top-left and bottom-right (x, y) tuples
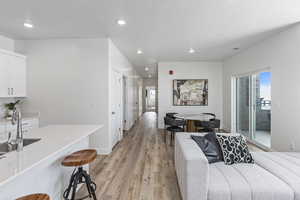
(82, 112), (181, 200)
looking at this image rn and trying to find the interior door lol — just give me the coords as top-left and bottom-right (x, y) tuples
(138, 85), (143, 117)
(111, 70), (122, 148)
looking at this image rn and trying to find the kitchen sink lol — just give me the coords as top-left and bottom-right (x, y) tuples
(0, 138), (41, 154)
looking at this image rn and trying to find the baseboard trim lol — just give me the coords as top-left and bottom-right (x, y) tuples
(96, 147), (112, 155)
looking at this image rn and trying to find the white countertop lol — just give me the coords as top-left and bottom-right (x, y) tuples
(0, 125), (103, 187)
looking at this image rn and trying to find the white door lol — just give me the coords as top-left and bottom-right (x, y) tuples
(111, 70), (122, 148)
(139, 85), (143, 116)
(9, 55), (26, 97)
(122, 77), (127, 130)
(0, 53), (10, 97)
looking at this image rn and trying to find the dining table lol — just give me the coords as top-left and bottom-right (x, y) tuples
(174, 113), (215, 132)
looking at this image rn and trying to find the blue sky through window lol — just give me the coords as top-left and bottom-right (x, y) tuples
(259, 71), (271, 101)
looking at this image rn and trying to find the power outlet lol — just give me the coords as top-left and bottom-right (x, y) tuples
(290, 141), (296, 151)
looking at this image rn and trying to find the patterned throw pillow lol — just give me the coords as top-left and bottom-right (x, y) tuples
(216, 134), (254, 165)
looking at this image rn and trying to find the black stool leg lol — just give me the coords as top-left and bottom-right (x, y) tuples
(70, 172), (79, 200)
(82, 169), (97, 200)
(63, 169), (76, 199)
(63, 167), (97, 200)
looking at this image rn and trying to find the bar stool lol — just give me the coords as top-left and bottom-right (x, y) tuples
(16, 193), (50, 200)
(62, 149), (97, 200)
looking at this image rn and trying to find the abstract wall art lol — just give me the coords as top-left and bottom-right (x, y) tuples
(173, 79), (208, 106)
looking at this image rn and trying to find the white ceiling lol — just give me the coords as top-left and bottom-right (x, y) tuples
(1, 0), (300, 77)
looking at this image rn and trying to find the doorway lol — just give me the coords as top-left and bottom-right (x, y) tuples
(145, 87), (156, 112)
(233, 70), (271, 148)
(111, 70), (123, 148)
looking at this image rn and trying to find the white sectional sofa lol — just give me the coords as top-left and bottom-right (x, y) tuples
(175, 132), (300, 200)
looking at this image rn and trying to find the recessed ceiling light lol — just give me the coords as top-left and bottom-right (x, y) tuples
(145, 67), (149, 71)
(233, 47), (240, 50)
(148, 74), (152, 78)
(117, 19), (126, 26)
(189, 48), (195, 54)
(24, 21), (34, 28)
(137, 49), (143, 54)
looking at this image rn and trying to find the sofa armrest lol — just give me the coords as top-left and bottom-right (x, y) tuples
(175, 133), (209, 200)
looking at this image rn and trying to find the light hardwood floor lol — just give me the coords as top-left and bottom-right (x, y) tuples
(79, 112), (181, 200)
(79, 112), (262, 200)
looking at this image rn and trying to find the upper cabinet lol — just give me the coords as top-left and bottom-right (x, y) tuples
(0, 49), (26, 97)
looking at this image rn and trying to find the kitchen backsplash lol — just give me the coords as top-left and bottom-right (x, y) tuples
(0, 98), (25, 119)
(0, 98), (15, 119)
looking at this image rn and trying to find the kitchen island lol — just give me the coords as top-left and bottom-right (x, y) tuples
(0, 125), (103, 200)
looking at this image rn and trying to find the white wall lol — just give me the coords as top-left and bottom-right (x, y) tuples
(15, 38), (110, 154)
(158, 62), (223, 129)
(0, 35), (14, 51)
(223, 23), (300, 151)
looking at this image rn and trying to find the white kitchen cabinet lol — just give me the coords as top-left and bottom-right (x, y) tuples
(0, 52), (10, 97)
(0, 49), (26, 97)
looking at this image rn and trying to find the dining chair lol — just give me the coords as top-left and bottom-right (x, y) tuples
(166, 112), (178, 119)
(164, 116), (185, 145)
(202, 113), (216, 120)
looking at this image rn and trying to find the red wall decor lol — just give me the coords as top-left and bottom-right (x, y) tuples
(169, 70), (174, 75)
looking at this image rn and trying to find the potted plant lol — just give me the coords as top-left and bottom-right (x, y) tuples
(4, 100), (21, 119)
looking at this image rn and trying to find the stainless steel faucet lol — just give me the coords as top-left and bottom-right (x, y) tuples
(11, 108), (23, 152)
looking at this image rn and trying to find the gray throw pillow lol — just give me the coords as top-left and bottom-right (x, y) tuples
(191, 132), (223, 163)
(216, 134), (254, 165)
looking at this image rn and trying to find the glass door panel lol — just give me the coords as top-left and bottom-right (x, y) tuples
(236, 76), (250, 138)
(253, 72), (271, 147)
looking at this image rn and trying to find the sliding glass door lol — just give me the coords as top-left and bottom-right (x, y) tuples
(235, 71), (271, 148)
(236, 76), (251, 138)
(253, 72), (271, 147)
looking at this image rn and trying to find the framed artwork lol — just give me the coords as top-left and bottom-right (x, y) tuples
(173, 79), (208, 106)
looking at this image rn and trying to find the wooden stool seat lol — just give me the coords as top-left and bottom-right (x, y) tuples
(17, 193), (50, 200)
(62, 149), (97, 167)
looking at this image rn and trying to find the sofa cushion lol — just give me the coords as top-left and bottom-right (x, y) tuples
(191, 133), (223, 163)
(216, 135), (254, 165)
(253, 152), (300, 200)
(208, 162), (294, 200)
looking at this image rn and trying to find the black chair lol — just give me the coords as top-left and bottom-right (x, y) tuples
(166, 112), (178, 119)
(164, 113), (179, 138)
(194, 119), (221, 132)
(202, 113), (216, 120)
(164, 116), (185, 145)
